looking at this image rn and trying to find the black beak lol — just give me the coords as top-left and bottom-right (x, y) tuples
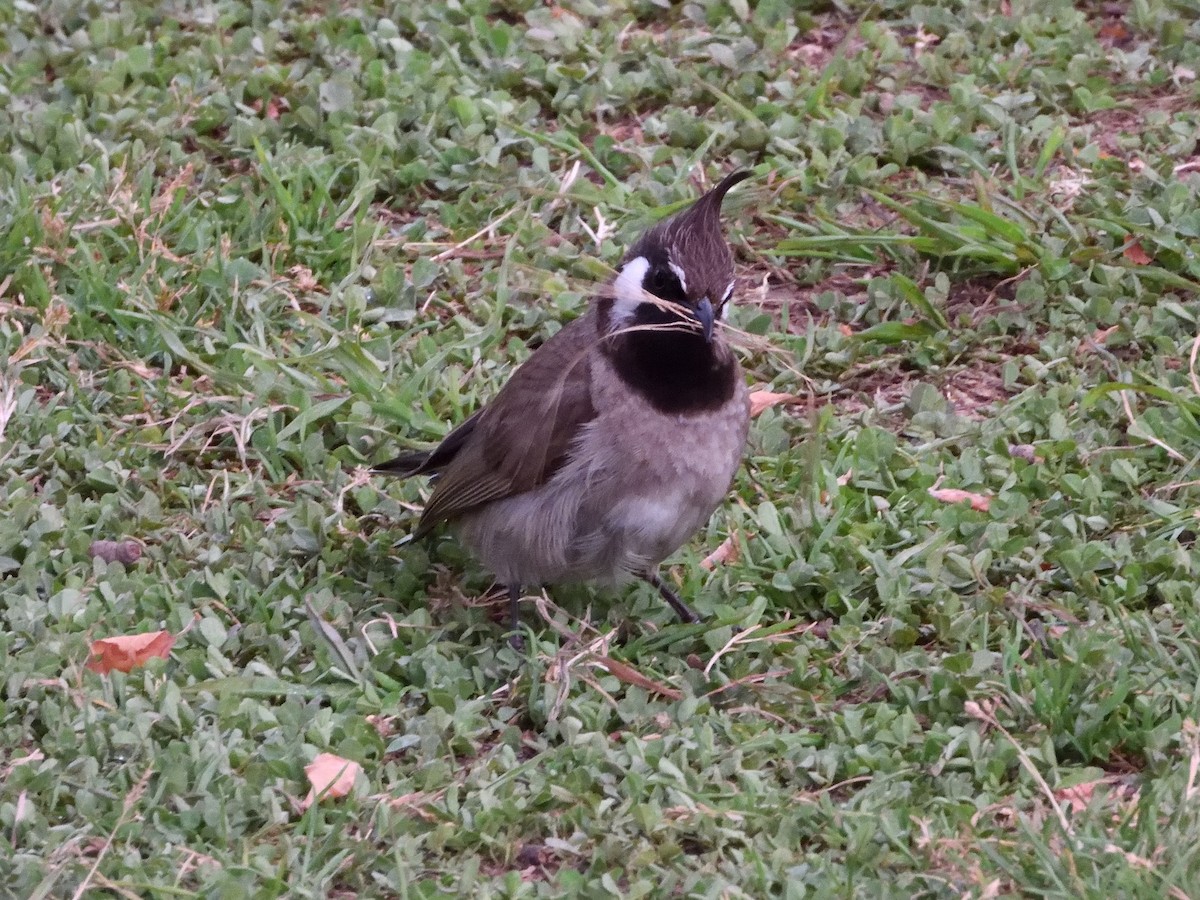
(694, 297), (715, 343)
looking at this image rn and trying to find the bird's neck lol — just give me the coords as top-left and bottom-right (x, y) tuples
(600, 316), (738, 415)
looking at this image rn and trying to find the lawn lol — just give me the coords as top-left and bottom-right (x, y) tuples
(3, 0), (1200, 896)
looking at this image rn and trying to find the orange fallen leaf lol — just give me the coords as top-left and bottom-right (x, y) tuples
(302, 753), (363, 809)
(701, 532), (741, 570)
(1098, 20), (1131, 43)
(1055, 775), (1140, 816)
(1056, 779), (1103, 813)
(928, 487), (991, 512)
(1123, 241), (1153, 265)
(86, 630), (175, 674)
(1090, 325), (1119, 345)
(749, 390), (799, 418)
(1076, 324), (1120, 358)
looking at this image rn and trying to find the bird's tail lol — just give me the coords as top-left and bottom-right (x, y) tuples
(373, 412), (480, 480)
(373, 449), (435, 478)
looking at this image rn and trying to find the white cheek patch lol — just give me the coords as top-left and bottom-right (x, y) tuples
(717, 279), (736, 320)
(611, 255), (650, 328)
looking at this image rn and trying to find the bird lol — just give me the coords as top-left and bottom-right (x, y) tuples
(376, 169), (751, 644)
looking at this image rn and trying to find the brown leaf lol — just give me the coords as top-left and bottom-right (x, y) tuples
(700, 532), (740, 570)
(43, 299), (71, 331)
(302, 753), (363, 809)
(1008, 444), (1045, 464)
(749, 390), (799, 418)
(1098, 20), (1131, 44)
(9, 335), (49, 365)
(1123, 241), (1153, 265)
(1056, 779), (1102, 813)
(590, 656), (682, 700)
(288, 264), (320, 293)
(366, 714), (399, 739)
(88, 539), (142, 565)
(928, 487), (991, 512)
(86, 630), (175, 674)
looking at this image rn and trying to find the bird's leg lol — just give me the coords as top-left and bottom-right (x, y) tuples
(507, 584), (524, 650)
(644, 571), (701, 624)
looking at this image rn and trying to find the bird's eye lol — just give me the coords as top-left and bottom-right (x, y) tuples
(645, 267), (684, 302)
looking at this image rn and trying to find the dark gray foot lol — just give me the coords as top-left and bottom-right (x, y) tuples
(644, 572), (701, 624)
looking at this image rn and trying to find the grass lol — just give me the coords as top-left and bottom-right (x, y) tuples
(3, 0), (1200, 895)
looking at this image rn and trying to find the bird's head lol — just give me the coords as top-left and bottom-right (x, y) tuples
(606, 170), (749, 345)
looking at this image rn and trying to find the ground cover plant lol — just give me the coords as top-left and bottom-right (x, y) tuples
(3, 0), (1200, 895)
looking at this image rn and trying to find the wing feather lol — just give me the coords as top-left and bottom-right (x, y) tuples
(413, 313), (599, 536)
(375, 411), (483, 477)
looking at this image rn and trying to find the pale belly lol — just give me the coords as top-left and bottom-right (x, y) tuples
(456, 387), (749, 588)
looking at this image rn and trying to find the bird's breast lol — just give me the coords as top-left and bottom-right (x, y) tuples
(455, 366), (749, 587)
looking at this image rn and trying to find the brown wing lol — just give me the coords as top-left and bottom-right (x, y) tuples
(412, 313), (599, 538)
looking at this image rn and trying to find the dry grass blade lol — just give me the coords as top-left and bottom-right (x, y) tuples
(964, 701), (1073, 837)
(70, 765), (153, 900)
(430, 206), (520, 262)
(1117, 387), (1186, 462)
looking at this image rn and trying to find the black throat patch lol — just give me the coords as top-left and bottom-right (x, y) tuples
(602, 304), (738, 415)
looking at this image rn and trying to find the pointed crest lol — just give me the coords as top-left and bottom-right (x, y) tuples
(625, 169), (750, 267)
(666, 169), (751, 236)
